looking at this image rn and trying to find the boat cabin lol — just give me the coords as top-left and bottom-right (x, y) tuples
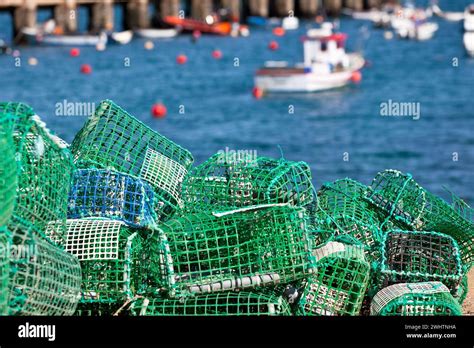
(303, 29), (350, 71)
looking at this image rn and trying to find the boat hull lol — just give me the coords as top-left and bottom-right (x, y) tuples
(134, 29), (179, 39)
(22, 28), (107, 46)
(464, 32), (474, 57)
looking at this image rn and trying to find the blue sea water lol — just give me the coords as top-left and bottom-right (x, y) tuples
(0, 0), (473, 202)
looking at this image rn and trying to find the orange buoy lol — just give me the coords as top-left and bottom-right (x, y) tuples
(269, 40), (279, 51)
(252, 87), (264, 99)
(176, 54), (188, 65)
(192, 30), (201, 42)
(316, 15), (324, 24)
(80, 64), (92, 74)
(70, 48), (80, 57)
(273, 27), (285, 37)
(151, 103), (167, 118)
(351, 71), (362, 83)
(212, 49), (223, 59)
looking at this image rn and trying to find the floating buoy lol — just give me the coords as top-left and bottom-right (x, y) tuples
(70, 48), (80, 57)
(269, 40), (279, 51)
(144, 40), (154, 50)
(316, 15), (324, 24)
(176, 54), (188, 65)
(28, 57), (38, 66)
(252, 87), (264, 99)
(80, 64), (92, 75)
(384, 31), (394, 40)
(273, 27), (285, 37)
(192, 30), (201, 42)
(212, 49), (223, 59)
(151, 103), (167, 118)
(351, 71), (362, 83)
(96, 42), (106, 51)
(12, 50), (20, 57)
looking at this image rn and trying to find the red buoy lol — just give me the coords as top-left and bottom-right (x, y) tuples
(151, 103), (167, 118)
(252, 87), (264, 99)
(80, 64), (92, 74)
(70, 48), (80, 57)
(273, 27), (285, 37)
(351, 71), (362, 83)
(176, 54), (188, 65)
(192, 30), (201, 41)
(212, 49), (223, 60)
(269, 40), (279, 51)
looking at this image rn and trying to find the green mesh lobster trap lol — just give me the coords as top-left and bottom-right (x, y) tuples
(0, 102), (74, 245)
(156, 204), (315, 297)
(71, 100), (193, 221)
(314, 179), (382, 262)
(0, 228), (9, 315)
(53, 219), (148, 314)
(0, 114), (17, 227)
(68, 168), (157, 228)
(296, 241), (370, 316)
(130, 291), (293, 316)
(371, 282), (462, 316)
(380, 230), (463, 293)
(366, 170), (474, 267)
(182, 154), (314, 213)
(5, 217), (82, 316)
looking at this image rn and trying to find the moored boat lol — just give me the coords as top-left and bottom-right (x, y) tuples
(254, 24), (365, 93)
(164, 15), (233, 35)
(108, 30), (133, 44)
(464, 5), (474, 31)
(134, 28), (179, 39)
(21, 27), (107, 46)
(464, 32), (474, 56)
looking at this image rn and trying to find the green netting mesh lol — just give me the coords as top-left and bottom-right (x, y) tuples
(380, 230), (463, 293)
(0, 115), (17, 226)
(6, 217), (82, 315)
(371, 282), (462, 316)
(366, 170), (474, 267)
(156, 204), (315, 297)
(0, 228), (9, 315)
(70, 100), (193, 221)
(314, 179), (383, 262)
(130, 291), (293, 316)
(53, 219), (147, 313)
(296, 241), (370, 316)
(454, 273), (468, 305)
(0, 102), (74, 245)
(182, 154), (314, 213)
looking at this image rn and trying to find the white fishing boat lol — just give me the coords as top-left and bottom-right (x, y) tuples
(21, 27), (107, 46)
(108, 30), (133, 45)
(431, 4), (464, 22)
(464, 32), (474, 56)
(254, 24), (365, 93)
(464, 5), (474, 31)
(392, 17), (438, 41)
(134, 28), (179, 39)
(282, 16), (299, 30)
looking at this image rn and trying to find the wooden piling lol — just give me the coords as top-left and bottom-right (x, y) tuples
(191, 0), (213, 20)
(323, 0), (342, 16)
(90, 0), (113, 32)
(344, 0), (363, 11)
(298, 0), (318, 17)
(366, 0), (383, 9)
(13, 0), (36, 38)
(221, 0), (241, 21)
(248, 0), (269, 17)
(126, 0), (150, 30)
(272, 0), (294, 17)
(158, 0), (180, 18)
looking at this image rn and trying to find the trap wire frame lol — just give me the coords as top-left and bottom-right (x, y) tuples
(181, 154), (314, 213)
(70, 100), (193, 221)
(68, 168), (157, 228)
(53, 219), (147, 307)
(0, 113), (17, 226)
(0, 228), (9, 315)
(366, 170), (474, 267)
(380, 230), (463, 293)
(296, 241), (370, 316)
(314, 179), (383, 262)
(0, 102), (74, 245)
(156, 204), (315, 297)
(5, 217), (82, 316)
(130, 291), (293, 316)
(370, 282), (462, 316)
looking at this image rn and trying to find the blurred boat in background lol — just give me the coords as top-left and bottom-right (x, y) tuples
(464, 5), (474, 31)
(463, 32), (474, 56)
(21, 26), (107, 46)
(431, 4), (464, 22)
(108, 30), (133, 45)
(282, 16), (299, 30)
(134, 28), (179, 39)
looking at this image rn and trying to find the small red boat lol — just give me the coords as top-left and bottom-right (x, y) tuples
(164, 16), (233, 35)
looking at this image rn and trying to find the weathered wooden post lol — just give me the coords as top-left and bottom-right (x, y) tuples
(54, 0), (78, 33)
(298, 0), (318, 17)
(273, 0), (294, 17)
(90, 0), (114, 32)
(14, 0), (37, 37)
(126, 0), (150, 29)
(221, 0), (241, 21)
(248, 0), (269, 17)
(344, 0), (363, 11)
(323, 0), (342, 16)
(158, 0), (181, 18)
(366, 0), (383, 9)
(191, 0), (213, 20)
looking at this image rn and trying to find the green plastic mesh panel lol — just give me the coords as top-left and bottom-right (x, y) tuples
(0, 115), (17, 226)
(182, 154), (314, 213)
(314, 179), (382, 262)
(70, 100), (193, 221)
(380, 230), (463, 293)
(54, 219), (145, 307)
(296, 241), (370, 316)
(454, 273), (468, 304)
(371, 282), (462, 316)
(6, 217), (82, 315)
(157, 205), (315, 297)
(0, 102), (74, 245)
(366, 170), (474, 266)
(130, 291), (293, 316)
(0, 228), (9, 315)
(68, 168), (157, 228)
